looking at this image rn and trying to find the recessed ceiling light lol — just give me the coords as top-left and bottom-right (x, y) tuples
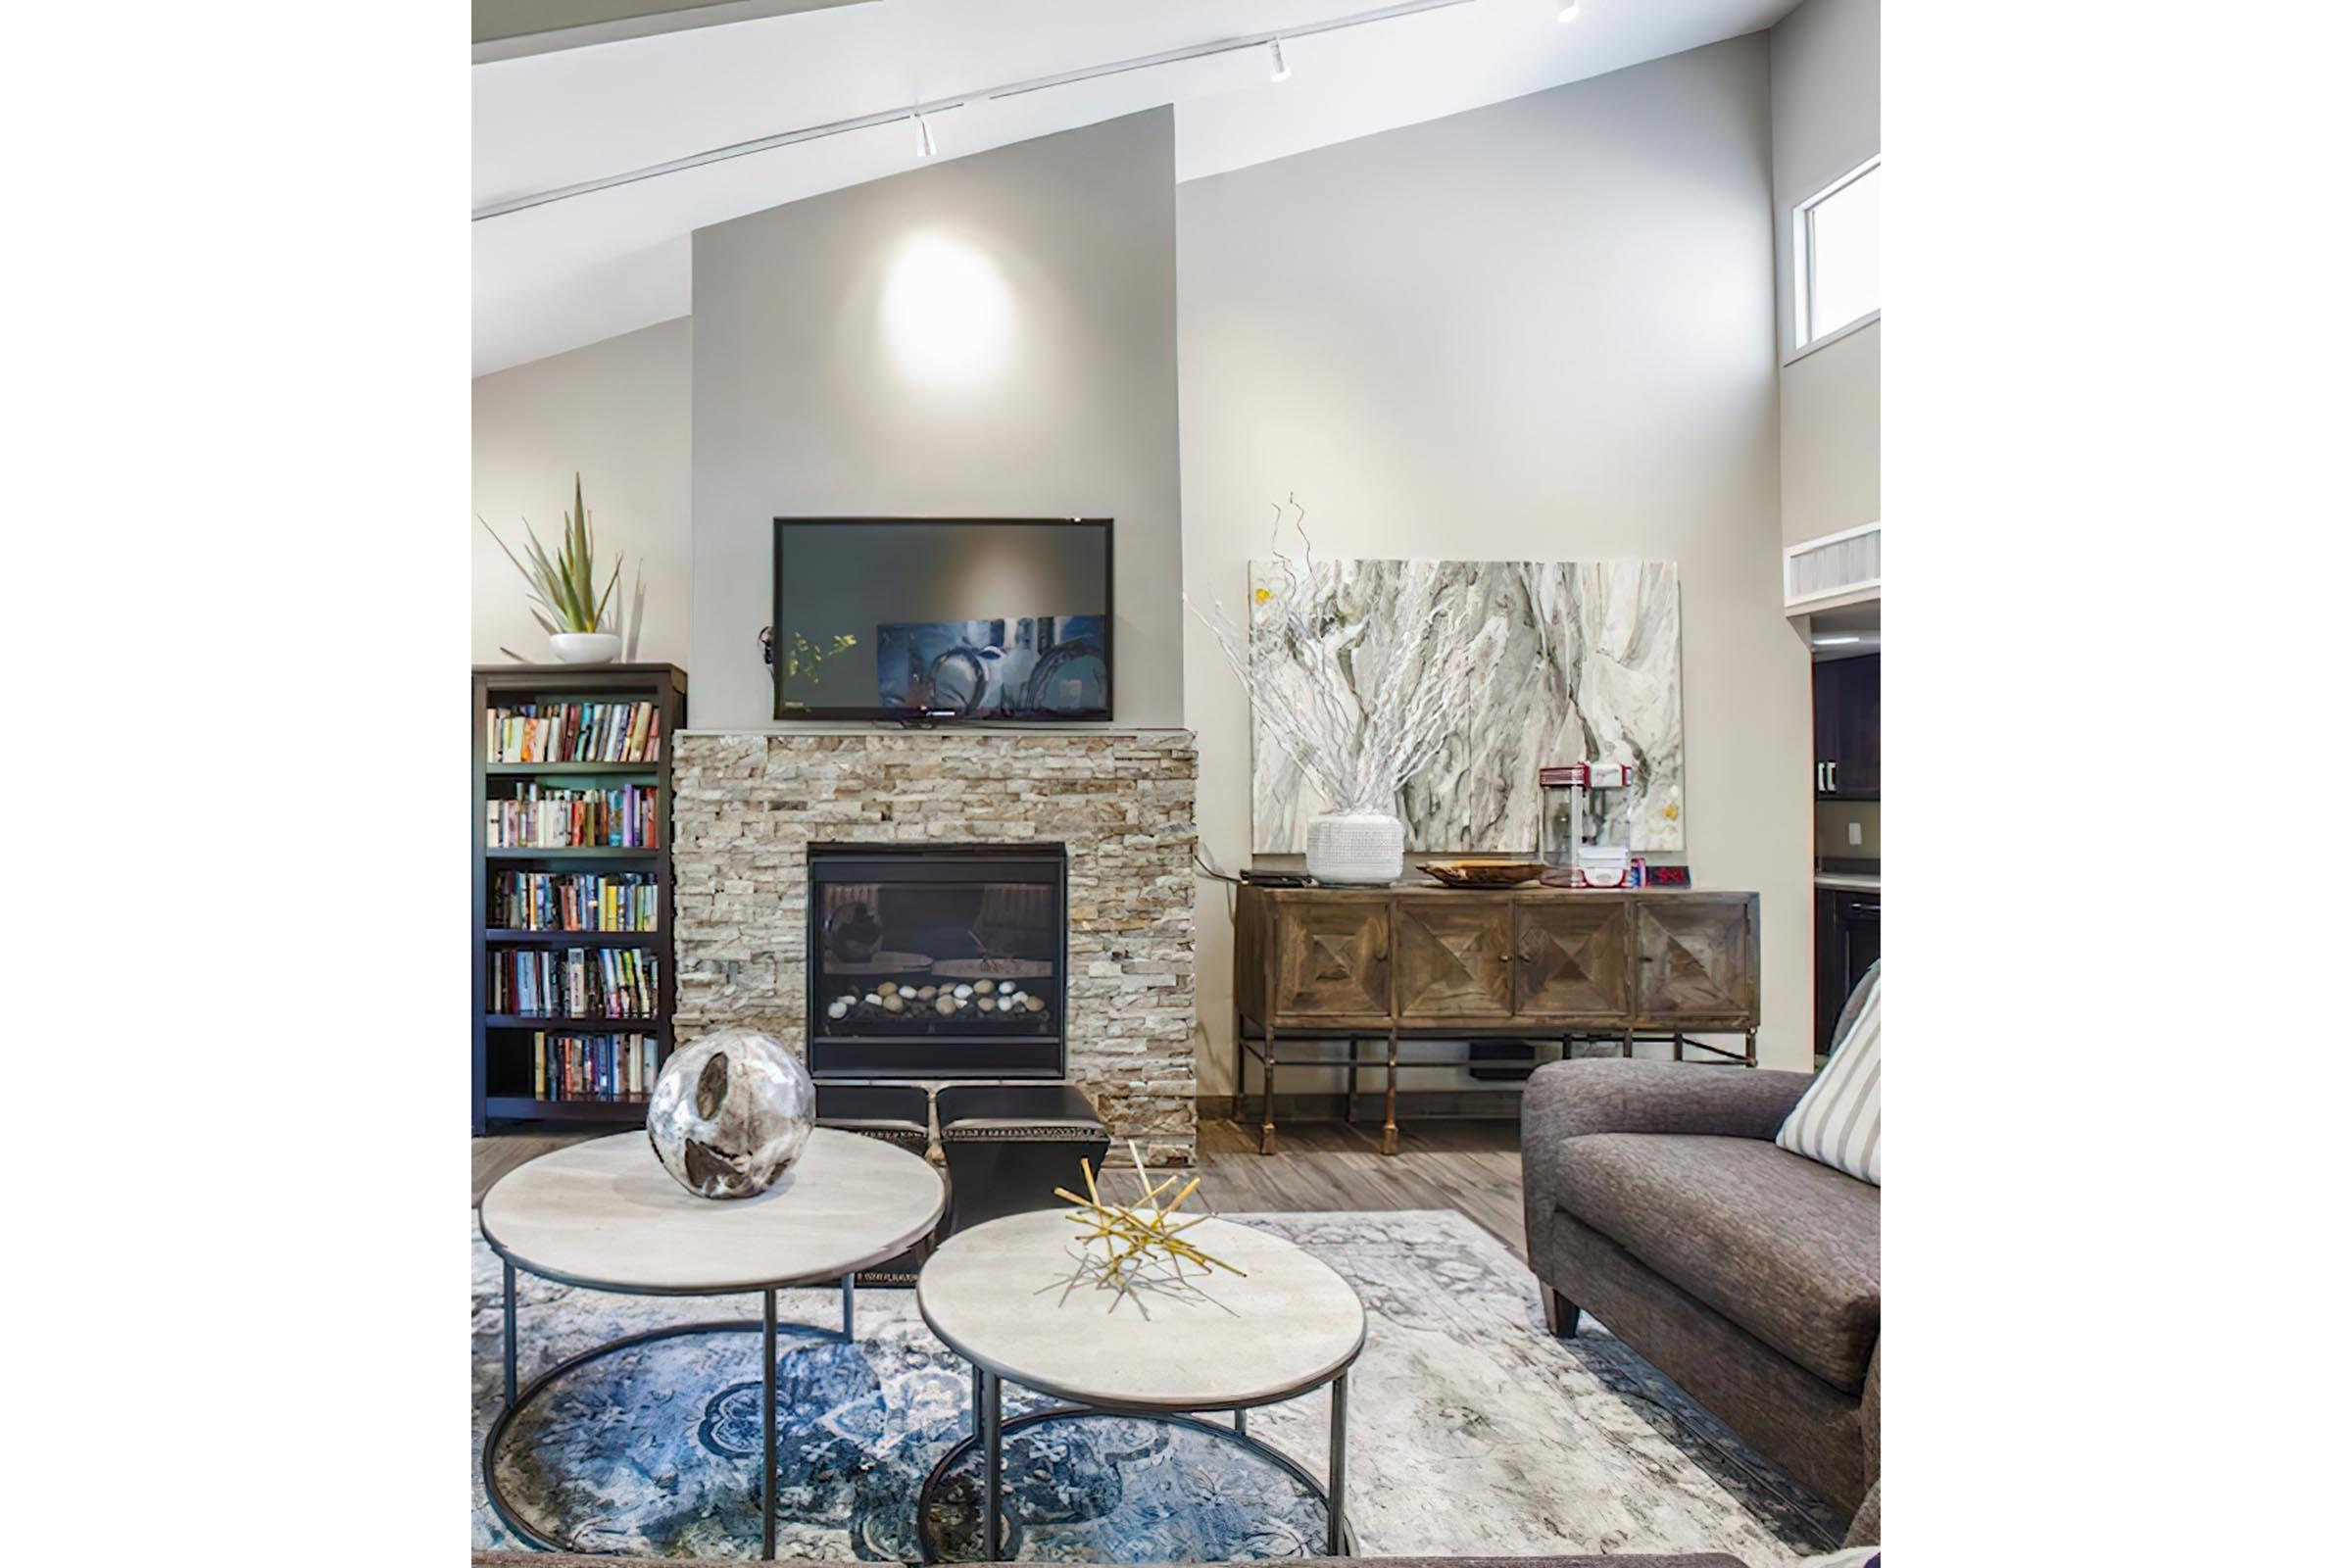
(1269, 37), (1292, 81)
(1813, 634), (1862, 647)
(1558, 1), (1581, 23)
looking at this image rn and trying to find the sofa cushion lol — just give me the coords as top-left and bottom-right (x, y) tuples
(1549, 1132), (1880, 1392)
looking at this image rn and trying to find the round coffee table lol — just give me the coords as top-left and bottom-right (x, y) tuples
(914, 1207), (1366, 1561)
(478, 1128), (945, 1558)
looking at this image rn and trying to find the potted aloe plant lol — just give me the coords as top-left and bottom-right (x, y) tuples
(479, 473), (624, 663)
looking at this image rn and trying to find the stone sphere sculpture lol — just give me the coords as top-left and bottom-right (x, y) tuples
(646, 1030), (815, 1199)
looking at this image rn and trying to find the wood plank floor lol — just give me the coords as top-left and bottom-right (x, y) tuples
(473, 1116), (1529, 1259)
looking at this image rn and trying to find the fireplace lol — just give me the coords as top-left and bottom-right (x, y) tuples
(807, 844), (1067, 1079)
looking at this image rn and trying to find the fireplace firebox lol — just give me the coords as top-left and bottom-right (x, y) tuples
(807, 844), (1066, 1079)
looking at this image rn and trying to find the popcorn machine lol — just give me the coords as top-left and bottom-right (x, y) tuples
(1538, 762), (1635, 888)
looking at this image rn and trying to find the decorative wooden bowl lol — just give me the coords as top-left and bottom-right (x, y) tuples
(1420, 859), (1545, 888)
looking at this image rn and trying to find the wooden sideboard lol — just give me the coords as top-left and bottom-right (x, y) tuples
(1234, 884), (1761, 1154)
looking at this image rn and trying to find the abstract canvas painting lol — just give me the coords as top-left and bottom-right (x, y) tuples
(875, 614), (1108, 718)
(1248, 560), (1683, 853)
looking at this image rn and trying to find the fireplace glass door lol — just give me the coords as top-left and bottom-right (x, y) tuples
(807, 847), (1066, 1078)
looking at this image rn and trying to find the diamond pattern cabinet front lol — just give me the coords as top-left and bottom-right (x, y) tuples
(1631, 895), (1760, 1029)
(1271, 899), (1393, 1019)
(1511, 900), (1633, 1022)
(1394, 900), (1515, 1020)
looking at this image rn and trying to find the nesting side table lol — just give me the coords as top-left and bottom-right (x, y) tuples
(476, 1128), (945, 1557)
(912, 1208), (1366, 1561)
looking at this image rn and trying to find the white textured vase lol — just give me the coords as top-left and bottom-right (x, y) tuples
(1305, 810), (1406, 885)
(549, 630), (622, 663)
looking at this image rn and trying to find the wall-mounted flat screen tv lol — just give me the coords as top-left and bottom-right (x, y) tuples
(773, 517), (1112, 721)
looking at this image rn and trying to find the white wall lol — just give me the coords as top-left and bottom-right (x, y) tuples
(1782, 318), (1880, 547)
(470, 317), (693, 666)
(687, 109), (1184, 730)
(1771, 0), (1881, 546)
(1179, 35), (1815, 1085)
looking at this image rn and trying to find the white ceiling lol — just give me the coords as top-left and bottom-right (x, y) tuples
(473, 0), (1795, 375)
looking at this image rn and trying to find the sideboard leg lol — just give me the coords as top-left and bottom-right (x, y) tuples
(1344, 1038), (1357, 1128)
(1232, 1009), (1245, 1125)
(1621, 1027), (1635, 1059)
(1744, 1026), (1757, 1066)
(1259, 1019), (1279, 1155)
(1380, 1028), (1398, 1156)
(841, 1274), (856, 1340)
(1673, 1031), (1685, 1061)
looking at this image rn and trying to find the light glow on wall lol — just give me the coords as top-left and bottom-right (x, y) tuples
(880, 232), (1015, 389)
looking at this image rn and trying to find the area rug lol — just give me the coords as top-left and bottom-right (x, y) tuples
(471, 1209), (1844, 1563)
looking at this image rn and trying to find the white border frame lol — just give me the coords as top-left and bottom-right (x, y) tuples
(1792, 154), (1883, 350)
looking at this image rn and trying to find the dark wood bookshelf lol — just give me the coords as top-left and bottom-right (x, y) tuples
(482, 1095), (654, 1122)
(483, 846), (662, 860)
(486, 760), (663, 776)
(472, 662), (687, 1134)
(483, 929), (662, 946)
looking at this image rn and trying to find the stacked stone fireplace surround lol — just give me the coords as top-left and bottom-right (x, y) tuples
(671, 729), (1199, 1164)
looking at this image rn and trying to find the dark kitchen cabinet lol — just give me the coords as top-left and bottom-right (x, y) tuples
(1813, 654), (1880, 798)
(1815, 887), (1882, 1055)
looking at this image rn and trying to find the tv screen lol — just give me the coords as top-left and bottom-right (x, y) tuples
(773, 518), (1112, 721)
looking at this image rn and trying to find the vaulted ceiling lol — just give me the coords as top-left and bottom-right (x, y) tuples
(473, 0), (1794, 374)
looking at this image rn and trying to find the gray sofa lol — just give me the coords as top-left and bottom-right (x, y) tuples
(1521, 1056), (1881, 1526)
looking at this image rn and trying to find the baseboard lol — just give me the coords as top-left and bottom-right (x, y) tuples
(1197, 1091), (1528, 1120)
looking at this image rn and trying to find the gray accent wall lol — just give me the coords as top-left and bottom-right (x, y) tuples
(1772, 0), (1881, 546)
(688, 108), (1185, 730)
(1178, 35), (1815, 1078)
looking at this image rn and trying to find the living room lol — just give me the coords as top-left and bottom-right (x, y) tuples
(463, 8), (1872, 1558)
(16, 4), (2345, 1567)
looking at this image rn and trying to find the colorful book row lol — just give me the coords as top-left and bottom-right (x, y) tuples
(486, 783), (659, 849)
(488, 701), (663, 764)
(490, 947), (661, 1019)
(532, 1032), (659, 1102)
(491, 870), (660, 932)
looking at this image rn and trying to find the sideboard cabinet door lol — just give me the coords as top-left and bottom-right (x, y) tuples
(1632, 896), (1759, 1026)
(1395, 898), (1514, 1020)
(1512, 899), (1632, 1019)
(1272, 899), (1393, 1019)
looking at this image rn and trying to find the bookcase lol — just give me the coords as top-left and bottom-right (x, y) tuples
(472, 662), (688, 1133)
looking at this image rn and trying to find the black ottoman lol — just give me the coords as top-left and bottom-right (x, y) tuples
(936, 1083), (1110, 1234)
(814, 1083), (939, 1286)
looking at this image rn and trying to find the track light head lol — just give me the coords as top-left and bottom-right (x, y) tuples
(911, 113), (936, 159)
(1558, 1), (1580, 22)
(1269, 37), (1292, 81)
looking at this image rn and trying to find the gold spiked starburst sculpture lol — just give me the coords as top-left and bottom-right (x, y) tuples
(1053, 1141), (1246, 1313)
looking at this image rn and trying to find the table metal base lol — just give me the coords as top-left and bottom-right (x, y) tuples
(480, 1263), (857, 1559)
(912, 1366), (1353, 1564)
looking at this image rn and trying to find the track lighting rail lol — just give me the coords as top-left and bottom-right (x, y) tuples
(472, 0), (1489, 221)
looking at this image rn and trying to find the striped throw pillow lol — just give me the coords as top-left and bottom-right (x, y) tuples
(1777, 964), (1882, 1184)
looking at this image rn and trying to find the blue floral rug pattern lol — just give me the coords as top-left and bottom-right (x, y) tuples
(472, 1210), (1841, 1563)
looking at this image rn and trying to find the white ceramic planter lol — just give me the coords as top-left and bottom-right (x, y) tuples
(1305, 810), (1406, 885)
(549, 630), (622, 664)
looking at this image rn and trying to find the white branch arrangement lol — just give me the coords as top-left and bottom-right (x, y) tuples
(1187, 497), (1511, 817)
